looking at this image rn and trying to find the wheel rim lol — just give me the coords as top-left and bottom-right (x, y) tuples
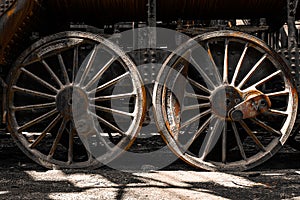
(154, 31), (298, 171)
(7, 31), (145, 169)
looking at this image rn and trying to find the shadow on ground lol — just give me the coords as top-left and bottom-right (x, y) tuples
(0, 136), (300, 199)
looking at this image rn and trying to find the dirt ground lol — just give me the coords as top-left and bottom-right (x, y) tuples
(0, 136), (300, 200)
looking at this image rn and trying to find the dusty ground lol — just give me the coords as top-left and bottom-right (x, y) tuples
(0, 136), (300, 200)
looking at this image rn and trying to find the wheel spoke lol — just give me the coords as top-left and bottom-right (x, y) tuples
(89, 72), (130, 93)
(187, 77), (211, 94)
(190, 56), (217, 89)
(238, 54), (267, 89)
(223, 39), (229, 84)
(21, 68), (59, 93)
(81, 130), (113, 156)
(266, 90), (289, 97)
(239, 120), (266, 152)
(29, 114), (62, 148)
(222, 121), (227, 163)
(244, 71), (282, 92)
(58, 54), (71, 85)
(91, 112), (125, 135)
(7, 32), (145, 169)
(79, 45), (97, 85)
(48, 118), (67, 158)
(183, 115), (212, 150)
(21, 57), (41, 68)
(85, 56), (117, 89)
(13, 102), (56, 111)
(67, 125), (75, 164)
(12, 86), (56, 99)
(206, 43), (222, 85)
(250, 118), (282, 136)
(182, 103), (210, 112)
(156, 30), (298, 171)
(184, 92), (210, 100)
(41, 60), (64, 88)
(94, 105), (134, 117)
(267, 109), (288, 116)
(166, 51), (190, 97)
(231, 43), (248, 85)
(181, 109), (211, 129)
(93, 93), (136, 101)
(18, 109), (58, 132)
(199, 116), (224, 160)
(231, 121), (247, 160)
(73, 46), (79, 82)
(96, 131), (114, 151)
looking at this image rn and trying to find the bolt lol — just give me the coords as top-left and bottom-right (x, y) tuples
(230, 110), (243, 121)
(235, 98), (241, 104)
(150, 50), (156, 56)
(144, 52), (149, 57)
(259, 99), (268, 110)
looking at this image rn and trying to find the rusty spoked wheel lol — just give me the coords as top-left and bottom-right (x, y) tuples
(153, 30), (298, 171)
(7, 31), (145, 169)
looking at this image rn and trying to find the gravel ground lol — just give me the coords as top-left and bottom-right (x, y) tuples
(0, 136), (300, 200)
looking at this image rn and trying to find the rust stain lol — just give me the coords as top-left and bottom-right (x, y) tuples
(6, 7), (15, 17)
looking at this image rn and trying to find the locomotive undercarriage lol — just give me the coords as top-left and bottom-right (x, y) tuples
(0, 0), (300, 171)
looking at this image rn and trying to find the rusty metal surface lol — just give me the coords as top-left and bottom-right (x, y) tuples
(48, 0), (287, 21)
(0, 0), (39, 65)
(153, 30), (298, 171)
(0, 0), (292, 66)
(6, 31), (146, 169)
(0, 0), (299, 171)
(229, 90), (271, 121)
(0, 0), (16, 17)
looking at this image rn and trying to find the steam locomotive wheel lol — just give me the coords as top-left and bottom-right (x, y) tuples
(153, 31), (298, 171)
(7, 31), (145, 169)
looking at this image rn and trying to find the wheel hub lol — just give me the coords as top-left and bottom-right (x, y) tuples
(229, 90), (271, 121)
(210, 85), (243, 119)
(56, 86), (89, 119)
